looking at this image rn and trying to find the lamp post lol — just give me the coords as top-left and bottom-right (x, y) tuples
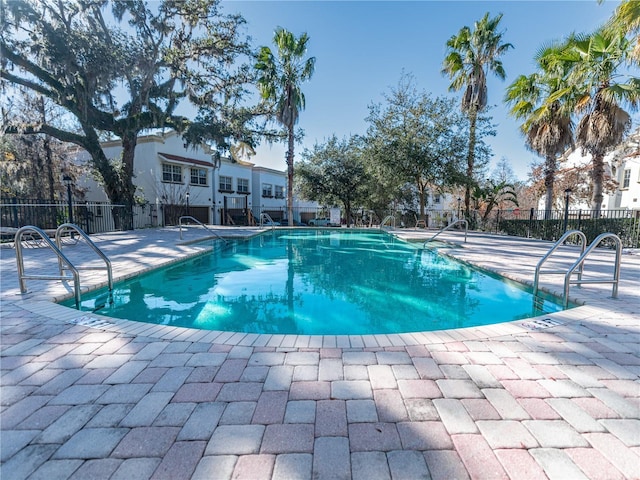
(63, 174), (73, 225)
(186, 191), (190, 217)
(211, 151), (221, 225)
(457, 197), (462, 219)
(563, 188), (572, 233)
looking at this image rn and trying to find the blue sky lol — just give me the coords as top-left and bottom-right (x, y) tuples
(223, 1), (622, 180)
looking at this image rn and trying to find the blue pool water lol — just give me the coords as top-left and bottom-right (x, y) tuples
(66, 230), (567, 335)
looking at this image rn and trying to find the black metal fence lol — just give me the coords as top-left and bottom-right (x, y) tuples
(1, 198), (157, 237)
(3, 198), (639, 247)
(495, 208), (640, 248)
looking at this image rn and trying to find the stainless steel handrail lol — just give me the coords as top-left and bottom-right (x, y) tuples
(15, 226), (82, 308)
(380, 215), (396, 230)
(179, 216), (228, 243)
(423, 219), (467, 246)
(563, 232), (622, 307)
(260, 212), (277, 229)
(55, 223), (113, 292)
(533, 230), (587, 295)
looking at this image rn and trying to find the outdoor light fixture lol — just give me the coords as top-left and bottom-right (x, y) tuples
(563, 188), (572, 233)
(186, 191), (190, 216)
(457, 197), (462, 218)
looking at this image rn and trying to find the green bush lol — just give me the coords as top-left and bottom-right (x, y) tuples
(498, 217), (639, 248)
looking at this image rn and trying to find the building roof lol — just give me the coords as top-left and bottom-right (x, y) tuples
(158, 152), (213, 168)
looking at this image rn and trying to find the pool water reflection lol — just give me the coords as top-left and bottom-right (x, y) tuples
(66, 230), (567, 335)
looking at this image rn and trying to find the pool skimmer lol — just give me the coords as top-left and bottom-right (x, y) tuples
(519, 317), (562, 331)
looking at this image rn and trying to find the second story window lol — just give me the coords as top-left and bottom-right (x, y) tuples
(190, 168), (207, 186)
(262, 183), (273, 197)
(275, 185), (284, 199)
(623, 169), (631, 189)
(219, 175), (233, 192)
(237, 178), (249, 194)
(162, 163), (182, 183)
(433, 194), (441, 204)
(162, 164), (182, 183)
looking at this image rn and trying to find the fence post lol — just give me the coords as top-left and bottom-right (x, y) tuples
(563, 189), (571, 233)
(11, 197), (18, 227)
(577, 209), (582, 231)
(528, 208), (534, 238)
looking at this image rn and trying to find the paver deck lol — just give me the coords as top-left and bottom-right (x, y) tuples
(1, 226), (638, 479)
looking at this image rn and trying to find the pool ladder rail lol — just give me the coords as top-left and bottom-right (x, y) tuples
(423, 219), (468, 247)
(259, 212), (277, 229)
(179, 216), (229, 244)
(15, 223), (113, 309)
(533, 230), (622, 307)
(380, 215), (396, 230)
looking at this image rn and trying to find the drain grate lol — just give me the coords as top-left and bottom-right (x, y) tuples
(519, 317), (562, 331)
(68, 315), (112, 330)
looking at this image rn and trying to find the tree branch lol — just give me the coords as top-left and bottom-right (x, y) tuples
(0, 41), (66, 93)
(3, 121), (91, 149)
(0, 70), (54, 98)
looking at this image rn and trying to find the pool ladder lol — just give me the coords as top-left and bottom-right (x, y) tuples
(533, 230), (622, 307)
(15, 224), (113, 309)
(179, 216), (228, 244)
(259, 212), (277, 229)
(380, 215), (396, 230)
(423, 219), (468, 246)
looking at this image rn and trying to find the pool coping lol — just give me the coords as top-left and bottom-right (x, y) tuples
(4, 227), (631, 348)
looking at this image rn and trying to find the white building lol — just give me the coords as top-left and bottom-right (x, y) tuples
(76, 131), (316, 226)
(537, 129), (640, 216)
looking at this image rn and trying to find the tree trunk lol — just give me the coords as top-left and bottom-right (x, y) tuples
(543, 154), (556, 220)
(418, 182), (426, 220)
(344, 200), (351, 228)
(32, 143), (44, 198)
(38, 98), (56, 202)
(591, 153), (605, 217)
(286, 124), (295, 227)
(81, 126), (134, 230)
(465, 106), (478, 220)
(117, 132), (138, 230)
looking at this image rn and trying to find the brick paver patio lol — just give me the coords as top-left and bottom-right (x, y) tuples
(1, 227), (638, 479)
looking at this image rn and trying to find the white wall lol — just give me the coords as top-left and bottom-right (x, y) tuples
(251, 167), (287, 213)
(74, 131), (321, 224)
(609, 156), (640, 211)
(536, 146), (640, 213)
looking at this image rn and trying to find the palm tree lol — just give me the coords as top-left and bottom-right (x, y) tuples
(560, 28), (639, 215)
(255, 28), (315, 226)
(442, 12), (513, 219)
(472, 180), (518, 225)
(606, 0), (640, 62)
(505, 43), (575, 217)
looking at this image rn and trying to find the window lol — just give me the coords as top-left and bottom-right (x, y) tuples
(237, 178), (249, 194)
(275, 185), (284, 199)
(219, 175), (233, 192)
(162, 164), (182, 183)
(433, 194), (441, 204)
(623, 169), (631, 189)
(190, 168), (207, 186)
(262, 183), (273, 197)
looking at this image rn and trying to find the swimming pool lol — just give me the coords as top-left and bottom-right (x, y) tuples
(66, 229), (568, 335)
